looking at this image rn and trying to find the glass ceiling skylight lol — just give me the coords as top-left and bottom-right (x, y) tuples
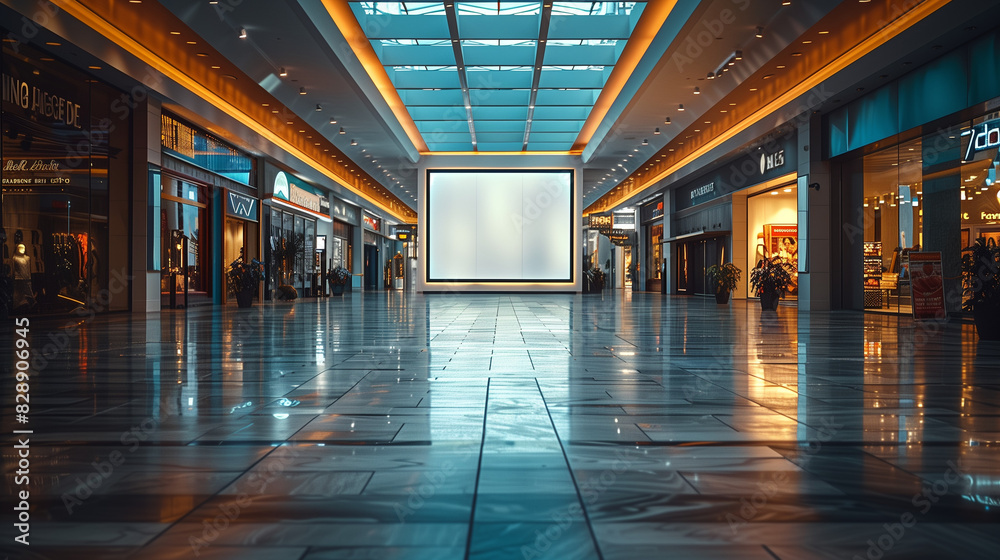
(352, 1), (646, 152)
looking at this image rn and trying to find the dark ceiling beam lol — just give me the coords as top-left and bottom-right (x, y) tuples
(444, 2), (477, 151)
(522, 2), (553, 151)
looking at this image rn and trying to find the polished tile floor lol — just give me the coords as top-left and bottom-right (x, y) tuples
(2, 292), (999, 559)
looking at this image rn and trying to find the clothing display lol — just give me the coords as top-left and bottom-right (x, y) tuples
(11, 245), (34, 310)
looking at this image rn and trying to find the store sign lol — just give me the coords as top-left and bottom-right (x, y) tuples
(759, 149), (785, 175)
(330, 199), (358, 223)
(363, 213), (380, 231)
(962, 120), (1000, 161)
(608, 229), (635, 246)
(2, 159), (71, 186)
(652, 201), (663, 219)
(273, 171), (323, 213)
(613, 211), (635, 230)
(273, 171), (290, 200)
(226, 191), (258, 221)
(395, 226), (412, 241)
(2, 73), (82, 128)
(290, 186), (321, 212)
(590, 214), (613, 234)
(690, 182), (715, 200)
(910, 252), (946, 320)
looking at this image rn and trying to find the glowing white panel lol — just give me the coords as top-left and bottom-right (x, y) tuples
(521, 173), (572, 279)
(428, 172), (477, 279)
(427, 170), (572, 282)
(476, 173), (523, 279)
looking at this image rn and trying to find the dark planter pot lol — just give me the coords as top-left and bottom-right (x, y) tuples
(973, 308), (1000, 341)
(715, 291), (731, 304)
(235, 290), (254, 308)
(331, 283), (346, 296)
(759, 291), (780, 311)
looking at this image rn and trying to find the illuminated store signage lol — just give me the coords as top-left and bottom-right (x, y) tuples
(363, 213), (380, 231)
(690, 182), (715, 200)
(963, 120), (1000, 161)
(613, 211), (635, 230)
(759, 149), (785, 174)
(590, 214), (613, 233)
(330, 199), (358, 223)
(226, 191), (258, 222)
(273, 171), (325, 214)
(2, 73), (82, 128)
(1, 159), (71, 186)
(395, 226), (412, 241)
(608, 229), (635, 246)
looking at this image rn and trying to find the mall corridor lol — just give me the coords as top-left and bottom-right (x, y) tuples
(2, 293), (998, 559)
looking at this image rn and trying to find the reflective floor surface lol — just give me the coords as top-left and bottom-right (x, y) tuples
(2, 292), (999, 559)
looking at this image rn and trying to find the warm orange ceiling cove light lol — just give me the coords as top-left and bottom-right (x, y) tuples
(322, 0), (429, 154)
(572, 0), (679, 152)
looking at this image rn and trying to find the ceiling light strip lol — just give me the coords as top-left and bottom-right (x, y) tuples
(50, 0), (414, 223)
(571, 0), (679, 152)
(444, 3), (477, 151)
(321, 0), (429, 153)
(589, 0), (950, 213)
(522, 3), (553, 151)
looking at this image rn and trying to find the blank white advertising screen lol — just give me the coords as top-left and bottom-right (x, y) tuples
(427, 170), (573, 282)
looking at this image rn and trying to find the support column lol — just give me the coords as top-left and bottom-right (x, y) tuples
(798, 115), (833, 311)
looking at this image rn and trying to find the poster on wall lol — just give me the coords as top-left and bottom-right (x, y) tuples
(909, 252), (946, 320)
(763, 224), (798, 296)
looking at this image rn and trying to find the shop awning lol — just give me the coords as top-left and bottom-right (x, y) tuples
(663, 230), (731, 243)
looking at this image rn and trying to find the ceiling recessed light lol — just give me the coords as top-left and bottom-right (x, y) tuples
(329, 117), (337, 124)
(755, 26), (764, 38)
(299, 87), (306, 94)
(678, 104), (684, 111)
(196, 52), (208, 57)
(279, 67), (287, 77)
(339, 127), (346, 135)
(239, 28), (247, 39)
(316, 104), (322, 111)
(694, 87), (700, 94)
(654, 128), (660, 135)
(664, 117), (671, 125)
(170, 31), (181, 35)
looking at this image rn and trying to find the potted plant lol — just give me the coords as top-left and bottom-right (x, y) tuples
(748, 256), (795, 311)
(269, 233), (304, 300)
(706, 263), (741, 304)
(227, 256), (263, 308)
(328, 266), (351, 295)
(962, 237), (1000, 340)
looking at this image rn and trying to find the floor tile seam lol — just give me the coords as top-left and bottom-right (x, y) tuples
(534, 377), (606, 560)
(284, 369), (381, 441)
(128, 444), (294, 555)
(464, 377), (491, 560)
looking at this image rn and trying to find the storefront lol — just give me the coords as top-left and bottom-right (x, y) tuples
(328, 196), (357, 275)
(159, 114), (257, 308)
(263, 163), (331, 299)
(669, 129), (798, 297)
(828, 27), (1000, 313)
(362, 211), (382, 290)
(1, 40), (131, 315)
(640, 197), (664, 292)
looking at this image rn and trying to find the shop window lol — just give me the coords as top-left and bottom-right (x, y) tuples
(747, 185), (798, 299)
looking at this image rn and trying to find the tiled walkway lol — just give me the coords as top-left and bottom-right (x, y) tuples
(2, 292), (999, 559)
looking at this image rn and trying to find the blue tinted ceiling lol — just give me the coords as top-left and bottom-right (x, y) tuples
(351, 1), (645, 152)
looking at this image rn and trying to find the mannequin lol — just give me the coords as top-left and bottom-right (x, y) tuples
(12, 243), (34, 310)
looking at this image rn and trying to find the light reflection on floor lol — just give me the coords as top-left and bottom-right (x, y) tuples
(1, 292), (998, 559)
